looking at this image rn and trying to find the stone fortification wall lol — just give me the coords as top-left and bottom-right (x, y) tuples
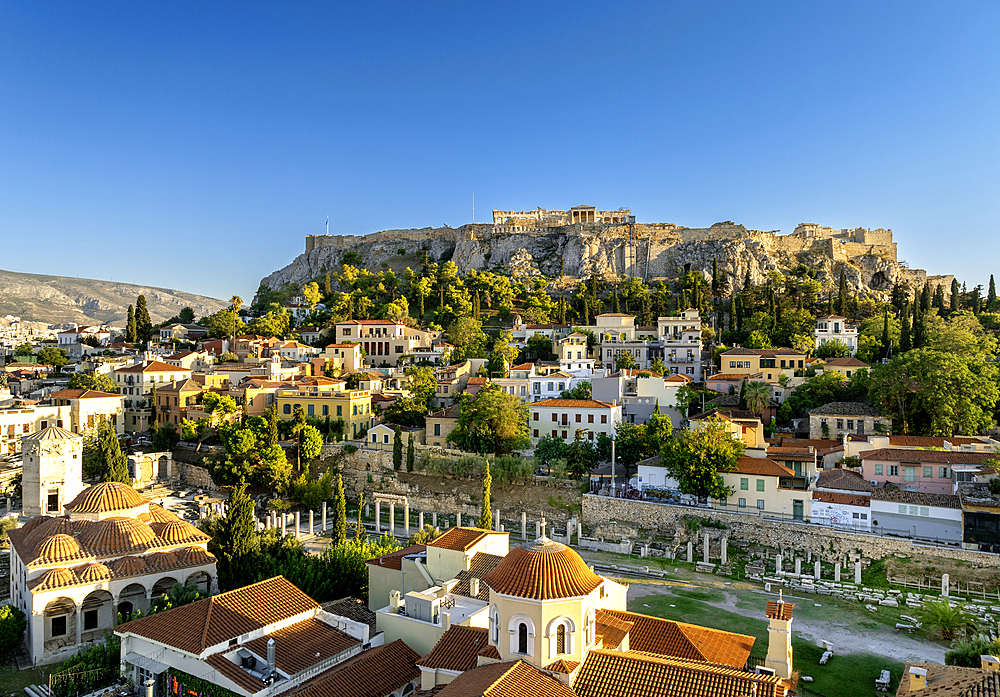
(582, 494), (1000, 567)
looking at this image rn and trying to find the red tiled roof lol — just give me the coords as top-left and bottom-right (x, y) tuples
(418, 625), (490, 672)
(65, 482), (148, 514)
(766, 600), (794, 621)
(365, 545), (425, 571)
(427, 527), (507, 552)
(859, 449), (996, 464)
(813, 491), (871, 507)
(47, 389), (121, 400)
(531, 399), (617, 409)
(434, 661), (575, 697)
(730, 457), (795, 477)
(115, 361), (190, 373)
(481, 538), (603, 600)
(244, 617), (358, 675)
(295, 640), (420, 697)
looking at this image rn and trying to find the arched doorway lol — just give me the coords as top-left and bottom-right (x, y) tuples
(118, 583), (148, 618)
(43, 597), (76, 652)
(185, 571), (211, 595)
(80, 590), (113, 643)
(151, 576), (179, 600)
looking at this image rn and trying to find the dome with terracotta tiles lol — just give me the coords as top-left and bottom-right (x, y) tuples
(36, 534), (84, 563)
(24, 517), (74, 551)
(65, 482), (148, 516)
(176, 546), (214, 566)
(77, 517), (157, 554)
(31, 567), (77, 591)
(75, 562), (111, 583)
(481, 536), (603, 601)
(145, 551), (179, 570)
(111, 555), (149, 575)
(20, 515), (50, 536)
(147, 502), (182, 524)
(152, 520), (201, 544)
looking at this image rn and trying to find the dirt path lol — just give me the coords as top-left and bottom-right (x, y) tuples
(629, 582), (946, 665)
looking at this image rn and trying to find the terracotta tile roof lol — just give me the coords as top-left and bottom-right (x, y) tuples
(890, 435), (990, 447)
(573, 649), (784, 697)
(808, 401), (884, 417)
(895, 662), (1000, 696)
(452, 553), (505, 601)
(434, 660), (575, 697)
(766, 599), (794, 621)
(510, 363), (534, 371)
(428, 404), (462, 420)
(860, 448), (996, 465)
(46, 388), (121, 400)
(723, 347), (804, 357)
(816, 467), (873, 492)
(427, 527), (507, 552)
(295, 640), (419, 697)
(418, 625), (490, 672)
(543, 659), (578, 673)
(595, 609), (755, 668)
(204, 653), (268, 693)
(245, 617), (358, 675)
(730, 457), (794, 478)
(594, 610), (633, 649)
(466, 377), (489, 385)
(116, 576), (319, 655)
(365, 545), (425, 571)
(481, 538), (603, 600)
(65, 482), (148, 514)
(477, 645), (501, 660)
(872, 489), (961, 509)
(813, 491), (871, 507)
(822, 357), (870, 368)
(115, 360), (190, 373)
(531, 399), (617, 409)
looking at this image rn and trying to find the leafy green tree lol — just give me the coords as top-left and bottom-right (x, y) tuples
(382, 395), (427, 428)
(67, 372), (116, 392)
(179, 307), (196, 323)
(560, 382), (592, 400)
(332, 474), (347, 545)
(135, 294), (153, 343)
(205, 309), (246, 341)
(661, 417), (745, 499)
(612, 421), (649, 479)
(615, 352), (637, 371)
(216, 481), (261, 592)
(815, 339), (851, 359)
(301, 282), (322, 309)
(447, 385), (530, 455)
(525, 334), (556, 361)
(299, 424), (323, 464)
(126, 305), (137, 343)
(404, 366), (437, 410)
(534, 435), (569, 465)
(13, 343), (32, 356)
(487, 330), (519, 376)
(478, 460), (492, 530)
(407, 433), (415, 472)
(409, 524), (443, 544)
(566, 428), (595, 479)
(744, 330), (774, 349)
(0, 605), (26, 657)
(149, 582), (206, 614)
(392, 425), (403, 471)
(37, 347), (68, 373)
(152, 422), (180, 451)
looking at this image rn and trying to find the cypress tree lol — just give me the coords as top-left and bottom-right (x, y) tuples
(99, 421), (131, 484)
(126, 305), (137, 344)
(920, 283), (932, 313)
(827, 292), (833, 316)
(355, 493), (365, 540)
(737, 380), (747, 411)
(881, 309), (890, 359)
(911, 290), (924, 349)
(392, 425), (402, 471)
(972, 285), (983, 315)
(406, 433), (415, 472)
(990, 275), (998, 310)
(836, 269), (848, 316)
(613, 287), (620, 313)
(478, 460), (492, 530)
(711, 258), (720, 295)
(135, 295), (152, 343)
(744, 269), (752, 290)
(218, 480), (260, 591)
(932, 285), (945, 313)
(734, 295), (744, 331)
(332, 474), (346, 546)
(900, 304), (912, 352)
(324, 271), (332, 298)
(265, 406), (279, 448)
(951, 278), (961, 314)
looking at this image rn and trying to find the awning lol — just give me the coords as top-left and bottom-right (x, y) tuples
(124, 652), (169, 675)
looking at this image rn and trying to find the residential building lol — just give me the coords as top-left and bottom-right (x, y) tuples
(10, 481), (217, 666)
(720, 348), (808, 384)
(275, 340), (318, 362)
(113, 362), (193, 433)
(155, 379), (206, 428)
(819, 356), (869, 379)
(434, 360), (472, 409)
(426, 404), (461, 447)
(0, 390), (125, 455)
(704, 372), (744, 396)
(869, 489), (963, 542)
(859, 448), (996, 494)
(813, 315), (858, 355)
(895, 662), (1000, 696)
(311, 343), (364, 376)
(116, 575), (419, 697)
(657, 309), (703, 380)
(510, 319), (572, 342)
(622, 373), (688, 428)
(158, 324), (209, 342)
(528, 371), (586, 403)
(492, 377), (530, 403)
(332, 320), (439, 368)
(368, 424), (424, 452)
(808, 402), (889, 439)
(689, 409), (766, 450)
(275, 386), (373, 439)
(714, 457), (812, 520)
(529, 399), (622, 443)
(163, 350), (215, 372)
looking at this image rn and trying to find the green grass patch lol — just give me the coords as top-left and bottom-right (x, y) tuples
(0, 664), (50, 696)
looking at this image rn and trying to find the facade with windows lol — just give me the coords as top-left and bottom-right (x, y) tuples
(813, 315), (858, 355)
(333, 320), (439, 368)
(528, 371), (587, 403)
(113, 362), (193, 433)
(807, 402), (889, 440)
(529, 399), (622, 443)
(869, 489), (962, 542)
(275, 387), (373, 439)
(860, 448), (995, 494)
(368, 424), (425, 452)
(0, 389), (125, 456)
(721, 347), (808, 385)
(714, 457), (813, 520)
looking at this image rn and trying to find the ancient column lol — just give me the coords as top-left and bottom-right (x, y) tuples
(834, 564), (841, 582)
(814, 561), (821, 581)
(456, 511), (461, 528)
(418, 511), (424, 531)
(536, 521), (541, 538)
(432, 512), (438, 527)
(295, 511), (301, 538)
(322, 502), (327, 530)
(854, 562), (862, 585)
(687, 540), (694, 563)
(795, 558), (802, 576)
(775, 554), (782, 574)
(522, 512), (527, 540)
(703, 533), (710, 563)
(720, 537), (728, 565)
(942, 573), (950, 597)
(374, 501), (380, 532)
(404, 502), (410, 536)
(577, 522), (583, 545)
(281, 513), (286, 537)
(309, 510), (314, 536)
(494, 509), (500, 531)
(389, 502), (395, 536)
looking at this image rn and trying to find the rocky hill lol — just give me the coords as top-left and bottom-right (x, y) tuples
(0, 269), (227, 326)
(259, 220), (944, 299)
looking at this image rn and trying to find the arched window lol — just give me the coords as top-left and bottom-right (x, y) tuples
(508, 614), (535, 656)
(490, 605), (499, 643)
(518, 623), (528, 654)
(556, 624), (566, 654)
(546, 616), (576, 658)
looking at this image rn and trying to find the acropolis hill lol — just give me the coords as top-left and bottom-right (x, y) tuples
(260, 205), (948, 297)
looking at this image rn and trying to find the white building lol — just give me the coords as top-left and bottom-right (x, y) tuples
(529, 399), (622, 443)
(333, 320), (439, 368)
(113, 361), (193, 433)
(528, 371), (587, 402)
(0, 389), (125, 456)
(813, 315), (858, 355)
(9, 481), (217, 666)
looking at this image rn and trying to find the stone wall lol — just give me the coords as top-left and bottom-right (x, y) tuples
(582, 494), (1000, 567)
(179, 462), (214, 490)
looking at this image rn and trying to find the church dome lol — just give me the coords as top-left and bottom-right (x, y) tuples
(75, 562), (111, 583)
(147, 503), (182, 524)
(145, 551), (179, 570)
(36, 534), (85, 563)
(77, 517), (157, 554)
(111, 555), (149, 576)
(482, 537), (603, 601)
(24, 517), (74, 552)
(20, 515), (50, 535)
(152, 520), (203, 544)
(65, 482), (147, 515)
(31, 567), (77, 591)
(176, 547), (214, 566)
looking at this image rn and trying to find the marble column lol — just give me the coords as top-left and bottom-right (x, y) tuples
(432, 512), (438, 527)
(456, 512), (461, 528)
(75, 601), (83, 647)
(687, 540), (694, 563)
(494, 509), (500, 531)
(703, 533), (710, 563)
(577, 522), (582, 544)
(404, 503), (410, 536)
(834, 564), (841, 582)
(522, 512), (527, 540)
(295, 511), (301, 538)
(536, 521), (541, 538)
(309, 510), (314, 536)
(814, 561), (821, 581)
(418, 511), (424, 531)
(322, 502), (327, 530)
(942, 573), (950, 597)
(720, 537), (728, 565)
(374, 501), (380, 532)
(775, 554), (782, 574)
(854, 562), (862, 585)
(280, 513), (286, 537)
(795, 558), (802, 576)
(389, 503), (395, 536)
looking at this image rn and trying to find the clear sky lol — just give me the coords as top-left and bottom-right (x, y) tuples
(2, 1), (998, 301)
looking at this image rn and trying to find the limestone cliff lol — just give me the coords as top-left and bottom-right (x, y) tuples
(259, 221), (932, 298)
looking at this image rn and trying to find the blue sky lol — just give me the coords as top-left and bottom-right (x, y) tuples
(2, 1), (999, 301)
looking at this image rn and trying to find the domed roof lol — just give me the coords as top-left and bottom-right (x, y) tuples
(111, 555), (149, 576)
(20, 515), (51, 535)
(481, 537), (603, 600)
(176, 546), (214, 566)
(75, 562), (111, 583)
(147, 502), (182, 524)
(21, 426), (81, 442)
(36, 534), (85, 563)
(145, 551), (179, 570)
(24, 517), (75, 551)
(152, 520), (202, 544)
(31, 567), (77, 591)
(65, 482), (148, 515)
(77, 517), (157, 553)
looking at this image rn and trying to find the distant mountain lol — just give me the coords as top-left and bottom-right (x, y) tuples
(0, 269), (227, 326)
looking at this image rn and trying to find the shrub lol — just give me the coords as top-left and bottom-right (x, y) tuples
(492, 455), (535, 485)
(0, 605), (26, 657)
(344, 444), (358, 454)
(0, 517), (16, 544)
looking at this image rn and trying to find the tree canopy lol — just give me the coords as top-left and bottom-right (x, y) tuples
(660, 417), (745, 499)
(447, 385), (530, 455)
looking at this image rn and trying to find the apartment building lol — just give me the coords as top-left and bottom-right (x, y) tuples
(275, 385), (373, 439)
(333, 320), (439, 367)
(813, 315), (858, 355)
(113, 362), (193, 432)
(0, 390), (125, 455)
(721, 347), (808, 384)
(529, 399), (622, 443)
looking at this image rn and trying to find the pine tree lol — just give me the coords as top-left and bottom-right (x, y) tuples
(99, 421), (131, 484)
(392, 425), (402, 471)
(900, 304), (912, 352)
(478, 460), (492, 530)
(332, 474), (346, 546)
(406, 433), (415, 472)
(951, 278), (961, 315)
(836, 269), (848, 316)
(217, 480), (260, 591)
(134, 295), (152, 343)
(126, 305), (137, 344)
(711, 258), (720, 296)
(355, 493), (365, 541)
(990, 275), (998, 310)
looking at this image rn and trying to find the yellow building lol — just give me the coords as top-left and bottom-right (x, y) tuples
(275, 386), (373, 439)
(720, 348), (807, 384)
(716, 456), (813, 521)
(689, 409), (766, 449)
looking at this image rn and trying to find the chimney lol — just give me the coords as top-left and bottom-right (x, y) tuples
(981, 655), (1000, 671)
(389, 590), (402, 611)
(144, 678), (155, 697)
(266, 638), (276, 677)
(469, 578), (480, 597)
(908, 666), (927, 692)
